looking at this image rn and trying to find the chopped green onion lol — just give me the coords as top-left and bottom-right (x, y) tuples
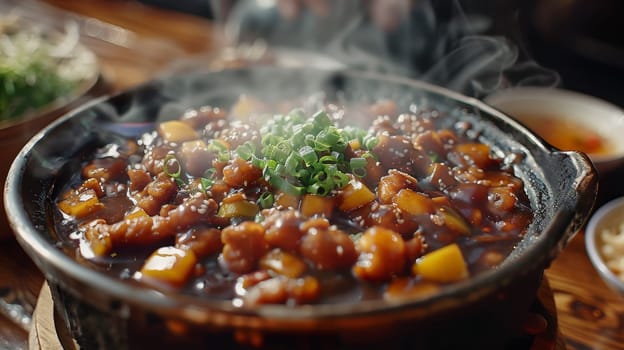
(236, 141), (255, 160)
(319, 155), (338, 165)
(285, 153), (301, 175)
(352, 167), (367, 178)
(312, 170), (328, 183)
(268, 173), (305, 196)
(364, 135), (379, 150)
(163, 155), (181, 177)
(208, 139), (230, 162)
(207, 139), (228, 152)
(251, 154), (266, 169)
(258, 192), (275, 209)
(331, 172), (350, 187)
(163, 154), (186, 187)
(299, 146), (318, 166)
(308, 181), (335, 196)
(199, 168), (216, 193)
(163, 154), (181, 178)
(350, 157), (367, 170)
(200, 177), (214, 192)
(236, 108), (379, 196)
(312, 110), (332, 129)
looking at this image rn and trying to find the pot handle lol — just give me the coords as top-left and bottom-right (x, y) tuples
(548, 150), (598, 261)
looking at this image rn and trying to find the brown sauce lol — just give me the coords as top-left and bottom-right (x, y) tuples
(54, 97), (533, 306)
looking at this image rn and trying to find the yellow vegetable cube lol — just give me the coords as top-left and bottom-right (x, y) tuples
(301, 194), (334, 218)
(436, 206), (471, 235)
(124, 207), (149, 220)
(275, 191), (300, 209)
(58, 188), (103, 218)
(139, 247), (197, 288)
(454, 143), (491, 168)
(158, 121), (199, 143)
(412, 243), (469, 283)
(393, 189), (434, 216)
(84, 220), (112, 257)
(348, 139), (361, 151)
(217, 200), (259, 219)
(338, 178), (375, 212)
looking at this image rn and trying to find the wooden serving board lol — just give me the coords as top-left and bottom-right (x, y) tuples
(29, 283), (77, 350)
(29, 280), (565, 350)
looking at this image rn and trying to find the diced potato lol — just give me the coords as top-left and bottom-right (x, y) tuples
(453, 143), (491, 168)
(139, 246), (197, 288)
(83, 220), (112, 256)
(338, 178), (375, 212)
(436, 206), (471, 235)
(275, 191), (300, 209)
(300, 194), (334, 218)
(217, 200), (259, 219)
(58, 188), (103, 218)
(348, 139), (361, 151)
(124, 207), (149, 220)
(393, 189), (434, 216)
(260, 249), (307, 278)
(412, 243), (469, 283)
(158, 121), (199, 143)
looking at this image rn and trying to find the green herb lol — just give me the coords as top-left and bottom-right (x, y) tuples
(199, 168), (216, 193)
(0, 18), (95, 122)
(207, 139), (231, 162)
(237, 109), (378, 196)
(0, 60), (76, 121)
(257, 192), (274, 209)
(163, 154), (185, 187)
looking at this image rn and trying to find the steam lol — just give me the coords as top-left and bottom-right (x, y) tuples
(209, 0), (560, 98)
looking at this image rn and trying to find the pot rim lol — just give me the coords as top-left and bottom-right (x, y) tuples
(4, 67), (597, 324)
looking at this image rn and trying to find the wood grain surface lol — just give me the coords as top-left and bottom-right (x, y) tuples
(0, 1), (623, 350)
(546, 233), (624, 350)
(28, 279), (564, 350)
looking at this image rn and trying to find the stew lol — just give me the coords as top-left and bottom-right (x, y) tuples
(55, 96), (532, 306)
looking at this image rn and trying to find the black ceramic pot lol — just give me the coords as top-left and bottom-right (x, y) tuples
(5, 67), (597, 350)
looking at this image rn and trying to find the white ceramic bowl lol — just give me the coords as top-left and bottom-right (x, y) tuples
(484, 87), (624, 174)
(585, 196), (624, 297)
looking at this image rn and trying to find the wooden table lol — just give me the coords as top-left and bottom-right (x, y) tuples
(1, 1), (623, 349)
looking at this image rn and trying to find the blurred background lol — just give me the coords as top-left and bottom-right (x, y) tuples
(137, 0), (623, 107)
(1, 1), (624, 349)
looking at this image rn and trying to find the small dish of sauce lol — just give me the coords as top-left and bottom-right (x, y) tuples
(516, 114), (611, 156)
(484, 87), (624, 173)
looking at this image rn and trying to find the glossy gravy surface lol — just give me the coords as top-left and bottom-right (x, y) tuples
(54, 98), (533, 306)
